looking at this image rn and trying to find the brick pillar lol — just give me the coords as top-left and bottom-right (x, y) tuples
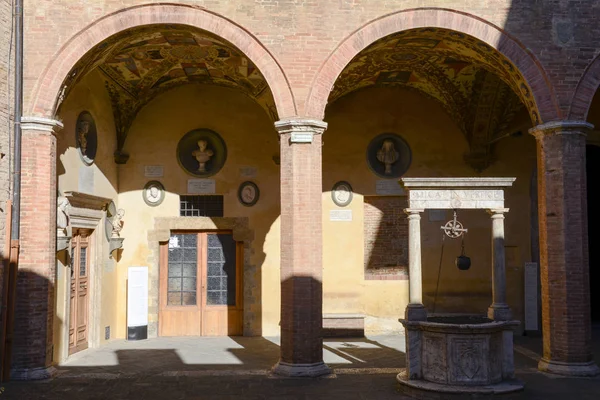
(11, 117), (62, 380)
(530, 121), (600, 377)
(272, 119), (331, 377)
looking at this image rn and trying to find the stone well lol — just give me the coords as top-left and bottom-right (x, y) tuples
(398, 316), (524, 394)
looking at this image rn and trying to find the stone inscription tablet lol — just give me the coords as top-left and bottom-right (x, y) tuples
(187, 179), (216, 194)
(329, 209), (353, 221)
(144, 165), (164, 177)
(376, 180), (406, 196)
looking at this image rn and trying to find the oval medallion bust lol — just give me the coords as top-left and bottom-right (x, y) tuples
(176, 129), (227, 177)
(366, 133), (412, 178)
(75, 111), (98, 165)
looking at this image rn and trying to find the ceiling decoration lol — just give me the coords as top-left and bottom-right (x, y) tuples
(58, 25), (277, 163)
(330, 28), (533, 170)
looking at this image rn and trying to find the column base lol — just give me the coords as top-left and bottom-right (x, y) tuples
(538, 358), (600, 377)
(272, 360), (332, 377)
(10, 365), (57, 380)
(405, 303), (427, 321)
(487, 304), (512, 321)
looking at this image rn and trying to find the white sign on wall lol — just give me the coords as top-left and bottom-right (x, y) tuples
(375, 180), (406, 196)
(329, 209), (353, 221)
(144, 165), (164, 177)
(524, 262), (539, 331)
(127, 266), (148, 328)
(187, 179), (216, 194)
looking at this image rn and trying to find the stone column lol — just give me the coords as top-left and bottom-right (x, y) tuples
(405, 208), (426, 321)
(487, 208), (511, 321)
(11, 117), (63, 380)
(530, 121), (599, 377)
(272, 119), (331, 377)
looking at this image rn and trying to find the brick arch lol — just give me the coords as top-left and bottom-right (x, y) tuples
(569, 54), (600, 121)
(28, 3), (296, 119)
(306, 8), (559, 123)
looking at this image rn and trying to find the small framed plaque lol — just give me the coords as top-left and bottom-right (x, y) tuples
(143, 181), (165, 207)
(238, 181), (259, 207)
(331, 181), (353, 207)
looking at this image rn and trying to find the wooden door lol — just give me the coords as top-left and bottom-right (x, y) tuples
(69, 228), (90, 355)
(159, 232), (242, 337)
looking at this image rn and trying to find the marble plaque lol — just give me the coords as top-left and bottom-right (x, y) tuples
(290, 132), (313, 143)
(408, 189), (505, 209)
(375, 180), (406, 195)
(524, 262), (539, 331)
(187, 179), (216, 194)
(329, 209), (353, 221)
(78, 166), (94, 194)
(239, 166), (258, 178)
(144, 165), (164, 177)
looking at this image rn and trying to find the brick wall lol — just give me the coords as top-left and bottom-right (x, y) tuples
(364, 196), (408, 280)
(19, 0), (600, 120)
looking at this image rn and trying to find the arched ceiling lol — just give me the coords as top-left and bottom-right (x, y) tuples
(330, 28), (535, 170)
(58, 25), (277, 162)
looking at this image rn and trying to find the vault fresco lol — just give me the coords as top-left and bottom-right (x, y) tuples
(330, 28), (533, 170)
(58, 25), (277, 162)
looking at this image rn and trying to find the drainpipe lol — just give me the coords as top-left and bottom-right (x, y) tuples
(2, 0), (24, 382)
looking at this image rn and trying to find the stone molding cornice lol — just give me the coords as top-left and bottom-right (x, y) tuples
(21, 116), (64, 134)
(275, 118), (327, 143)
(529, 120), (593, 138)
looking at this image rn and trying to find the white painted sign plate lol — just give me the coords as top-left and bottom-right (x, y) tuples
(187, 179), (216, 194)
(240, 166), (258, 178)
(329, 209), (353, 221)
(144, 165), (164, 177)
(524, 262), (539, 331)
(376, 180), (405, 196)
(127, 266), (148, 328)
(290, 132), (313, 143)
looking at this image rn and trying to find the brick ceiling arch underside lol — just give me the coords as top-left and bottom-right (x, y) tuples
(58, 24), (278, 158)
(329, 28), (537, 171)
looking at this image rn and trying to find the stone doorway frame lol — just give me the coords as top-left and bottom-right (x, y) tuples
(147, 217), (255, 338)
(55, 192), (111, 364)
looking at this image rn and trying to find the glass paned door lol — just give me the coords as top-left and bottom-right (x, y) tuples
(159, 231), (242, 337)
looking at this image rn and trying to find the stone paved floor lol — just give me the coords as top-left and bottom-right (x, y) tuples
(1, 328), (600, 399)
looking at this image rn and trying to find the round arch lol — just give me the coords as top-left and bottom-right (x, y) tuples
(569, 54), (600, 121)
(28, 3), (296, 119)
(306, 8), (559, 123)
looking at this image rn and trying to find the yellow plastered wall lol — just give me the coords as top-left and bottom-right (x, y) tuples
(55, 69), (119, 361)
(323, 86), (535, 334)
(116, 84), (281, 338)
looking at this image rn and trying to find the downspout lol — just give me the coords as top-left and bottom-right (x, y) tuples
(2, 0), (23, 382)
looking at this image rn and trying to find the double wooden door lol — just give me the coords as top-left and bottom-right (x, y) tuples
(159, 232), (243, 336)
(69, 228), (90, 355)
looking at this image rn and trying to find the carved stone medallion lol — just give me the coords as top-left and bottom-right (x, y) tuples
(176, 129), (227, 177)
(75, 111), (98, 165)
(331, 181), (353, 207)
(238, 181), (259, 207)
(143, 181), (165, 207)
(367, 133), (411, 178)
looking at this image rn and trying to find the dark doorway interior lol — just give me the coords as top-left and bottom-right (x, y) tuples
(587, 145), (600, 321)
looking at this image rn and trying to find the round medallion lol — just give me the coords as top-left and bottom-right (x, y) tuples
(176, 128), (227, 177)
(238, 181), (259, 207)
(331, 181), (353, 207)
(366, 133), (412, 179)
(75, 111), (98, 166)
(143, 181), (165, 207)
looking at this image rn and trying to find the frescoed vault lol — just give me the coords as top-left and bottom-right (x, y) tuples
(330, 28), (533, 170)
(57, 25), (277, 163)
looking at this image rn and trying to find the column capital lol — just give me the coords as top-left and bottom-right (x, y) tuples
(487, 208), (509, 217)
(529, 120), (593, 139)
(275, 118), (327, 143)
(404, 208), (424, 217)
(21, 116), (64, 134)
